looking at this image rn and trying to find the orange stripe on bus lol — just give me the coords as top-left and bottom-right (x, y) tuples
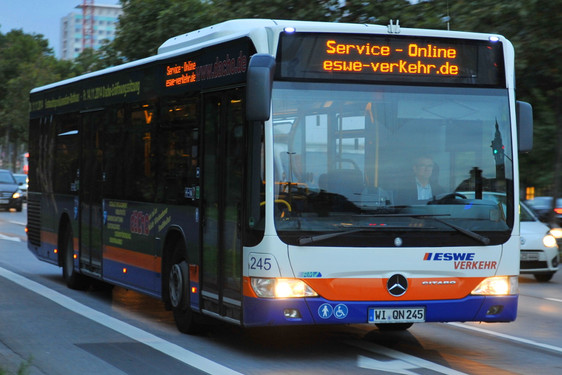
(304, 277), (484, 301)
(41, 230), (57, 246)
(242, 276), (485, 301)
(40, 230), (159, 273)
(104, 246), (161, 273)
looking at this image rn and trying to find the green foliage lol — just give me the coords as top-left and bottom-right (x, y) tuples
(339, 0), (420, 25)
(211, 0), (341, 22)
(114, 0), (217, 60)
(113, 0), (341, 61)
(0, 356), (32, 375)
(0, 30), (76, 155)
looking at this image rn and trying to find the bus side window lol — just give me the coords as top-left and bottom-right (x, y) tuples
(157, 97), (199, 205)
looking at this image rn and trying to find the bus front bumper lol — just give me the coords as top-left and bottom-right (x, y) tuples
(242, 295), (518, 327)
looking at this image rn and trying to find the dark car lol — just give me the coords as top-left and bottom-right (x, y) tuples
(0, 169), (23, 212)
(525, 196), (562, 225)
(12, 173), (28, 201)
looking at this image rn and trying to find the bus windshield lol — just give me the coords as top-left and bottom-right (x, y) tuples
(272, 82), (513, 247)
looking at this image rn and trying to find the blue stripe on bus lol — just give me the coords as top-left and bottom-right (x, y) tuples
(242, 295), (517, 326)
(103, 259), (160, 296)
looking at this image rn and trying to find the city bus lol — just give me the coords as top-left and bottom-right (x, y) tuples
(28, 19), (533, 333)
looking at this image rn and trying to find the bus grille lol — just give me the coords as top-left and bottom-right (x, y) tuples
(27, 194), (41, 247)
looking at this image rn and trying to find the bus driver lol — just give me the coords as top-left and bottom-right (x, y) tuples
(395, 155), (444, 204)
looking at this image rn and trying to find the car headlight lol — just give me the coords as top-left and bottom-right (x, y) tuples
(471, 276), (518, 295)
(12, 192), (21, 199)
(251, 278), (318, 298)
(543, 233), (558, 248)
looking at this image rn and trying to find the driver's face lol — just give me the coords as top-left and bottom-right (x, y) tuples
(413, 157), (434, 182)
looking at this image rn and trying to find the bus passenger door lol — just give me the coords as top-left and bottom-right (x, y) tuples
(201, 89), (245, 322)
(79, 109), (104, 276)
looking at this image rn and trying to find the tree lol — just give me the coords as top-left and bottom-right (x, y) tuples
(113, 0), (342, 61)
(338, 0), (420, 25)
(114, 0), (216, 60)
(211, 0), (341, 21)
(0, 30), (76, 170)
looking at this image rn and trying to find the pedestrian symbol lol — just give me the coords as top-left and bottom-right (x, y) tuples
(318, 303), (333, 319)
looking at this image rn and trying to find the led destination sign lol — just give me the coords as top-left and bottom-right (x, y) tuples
(324, 40), (459, 75)
(278, 33), (505, 86)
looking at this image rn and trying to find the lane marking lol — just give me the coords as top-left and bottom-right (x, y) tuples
(545, 298), (562, 303)
(349, 340), (468, 375)
(447, 322), (562, 354)
(358, 355), (420, 375)
(0, 266), (243, 375)
(0, 233), (21, 242)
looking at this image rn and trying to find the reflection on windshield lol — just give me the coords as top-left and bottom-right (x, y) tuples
(271, 82), (513, 246)
(0, 171), (16, 184)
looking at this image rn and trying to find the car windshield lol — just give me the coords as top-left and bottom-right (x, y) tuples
(520, 202), (537, 222)
(0, 171), (16, 184)
(13, 175), (27, 184)
(271, 82), (514, 247)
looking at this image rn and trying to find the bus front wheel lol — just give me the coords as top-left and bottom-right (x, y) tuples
(168, 247), (203, 334)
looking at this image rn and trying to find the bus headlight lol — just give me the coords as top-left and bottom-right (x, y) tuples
(471, 276), (518, 295)
(543, 233), (558, 248)
(251, 278), (318, 298)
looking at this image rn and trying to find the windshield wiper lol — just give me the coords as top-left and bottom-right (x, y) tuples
(415, 215), (490, 245)
(298, 214), (490, 246)
(356, 213), (490, 245)
(299, 229), (365, 245)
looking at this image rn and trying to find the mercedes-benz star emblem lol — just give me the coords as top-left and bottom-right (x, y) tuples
(387, 274), (408, 297)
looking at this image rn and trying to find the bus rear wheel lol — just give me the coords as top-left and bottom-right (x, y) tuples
(168, 249), (203, 334)
(61, 226), (89, 290)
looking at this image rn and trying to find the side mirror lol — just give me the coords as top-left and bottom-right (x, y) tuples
(516, 101), (533, 152)
(246, 54), (276, 122)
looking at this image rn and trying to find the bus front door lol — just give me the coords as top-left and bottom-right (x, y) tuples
(201, 89), (245, 322)
(79, 109), (104, 276)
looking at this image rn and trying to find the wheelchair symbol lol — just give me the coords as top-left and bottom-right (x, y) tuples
(333, 304), (348, 319)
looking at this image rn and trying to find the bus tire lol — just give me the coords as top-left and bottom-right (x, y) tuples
(168, 243), (203, 334)
(534, 273), (554, 282)
(61, 225), (89, 290)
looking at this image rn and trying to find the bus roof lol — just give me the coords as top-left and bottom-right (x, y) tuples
(31, 18), (507, 94)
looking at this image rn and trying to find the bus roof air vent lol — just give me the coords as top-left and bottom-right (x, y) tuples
(387, 19), (401, 34)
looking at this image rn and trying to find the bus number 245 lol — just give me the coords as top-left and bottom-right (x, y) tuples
(250, 256), (272, 271)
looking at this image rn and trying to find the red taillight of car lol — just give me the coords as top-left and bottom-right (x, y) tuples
(554, 208), (562, 214)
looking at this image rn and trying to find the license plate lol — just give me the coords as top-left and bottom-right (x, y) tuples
(368, 307), (425, 323)
(520, 251), (540, 261)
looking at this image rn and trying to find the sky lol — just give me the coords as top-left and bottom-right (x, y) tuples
(0, 0), (120, 58)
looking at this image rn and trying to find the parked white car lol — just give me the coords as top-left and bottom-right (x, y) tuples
(520, 201), (560, 282)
